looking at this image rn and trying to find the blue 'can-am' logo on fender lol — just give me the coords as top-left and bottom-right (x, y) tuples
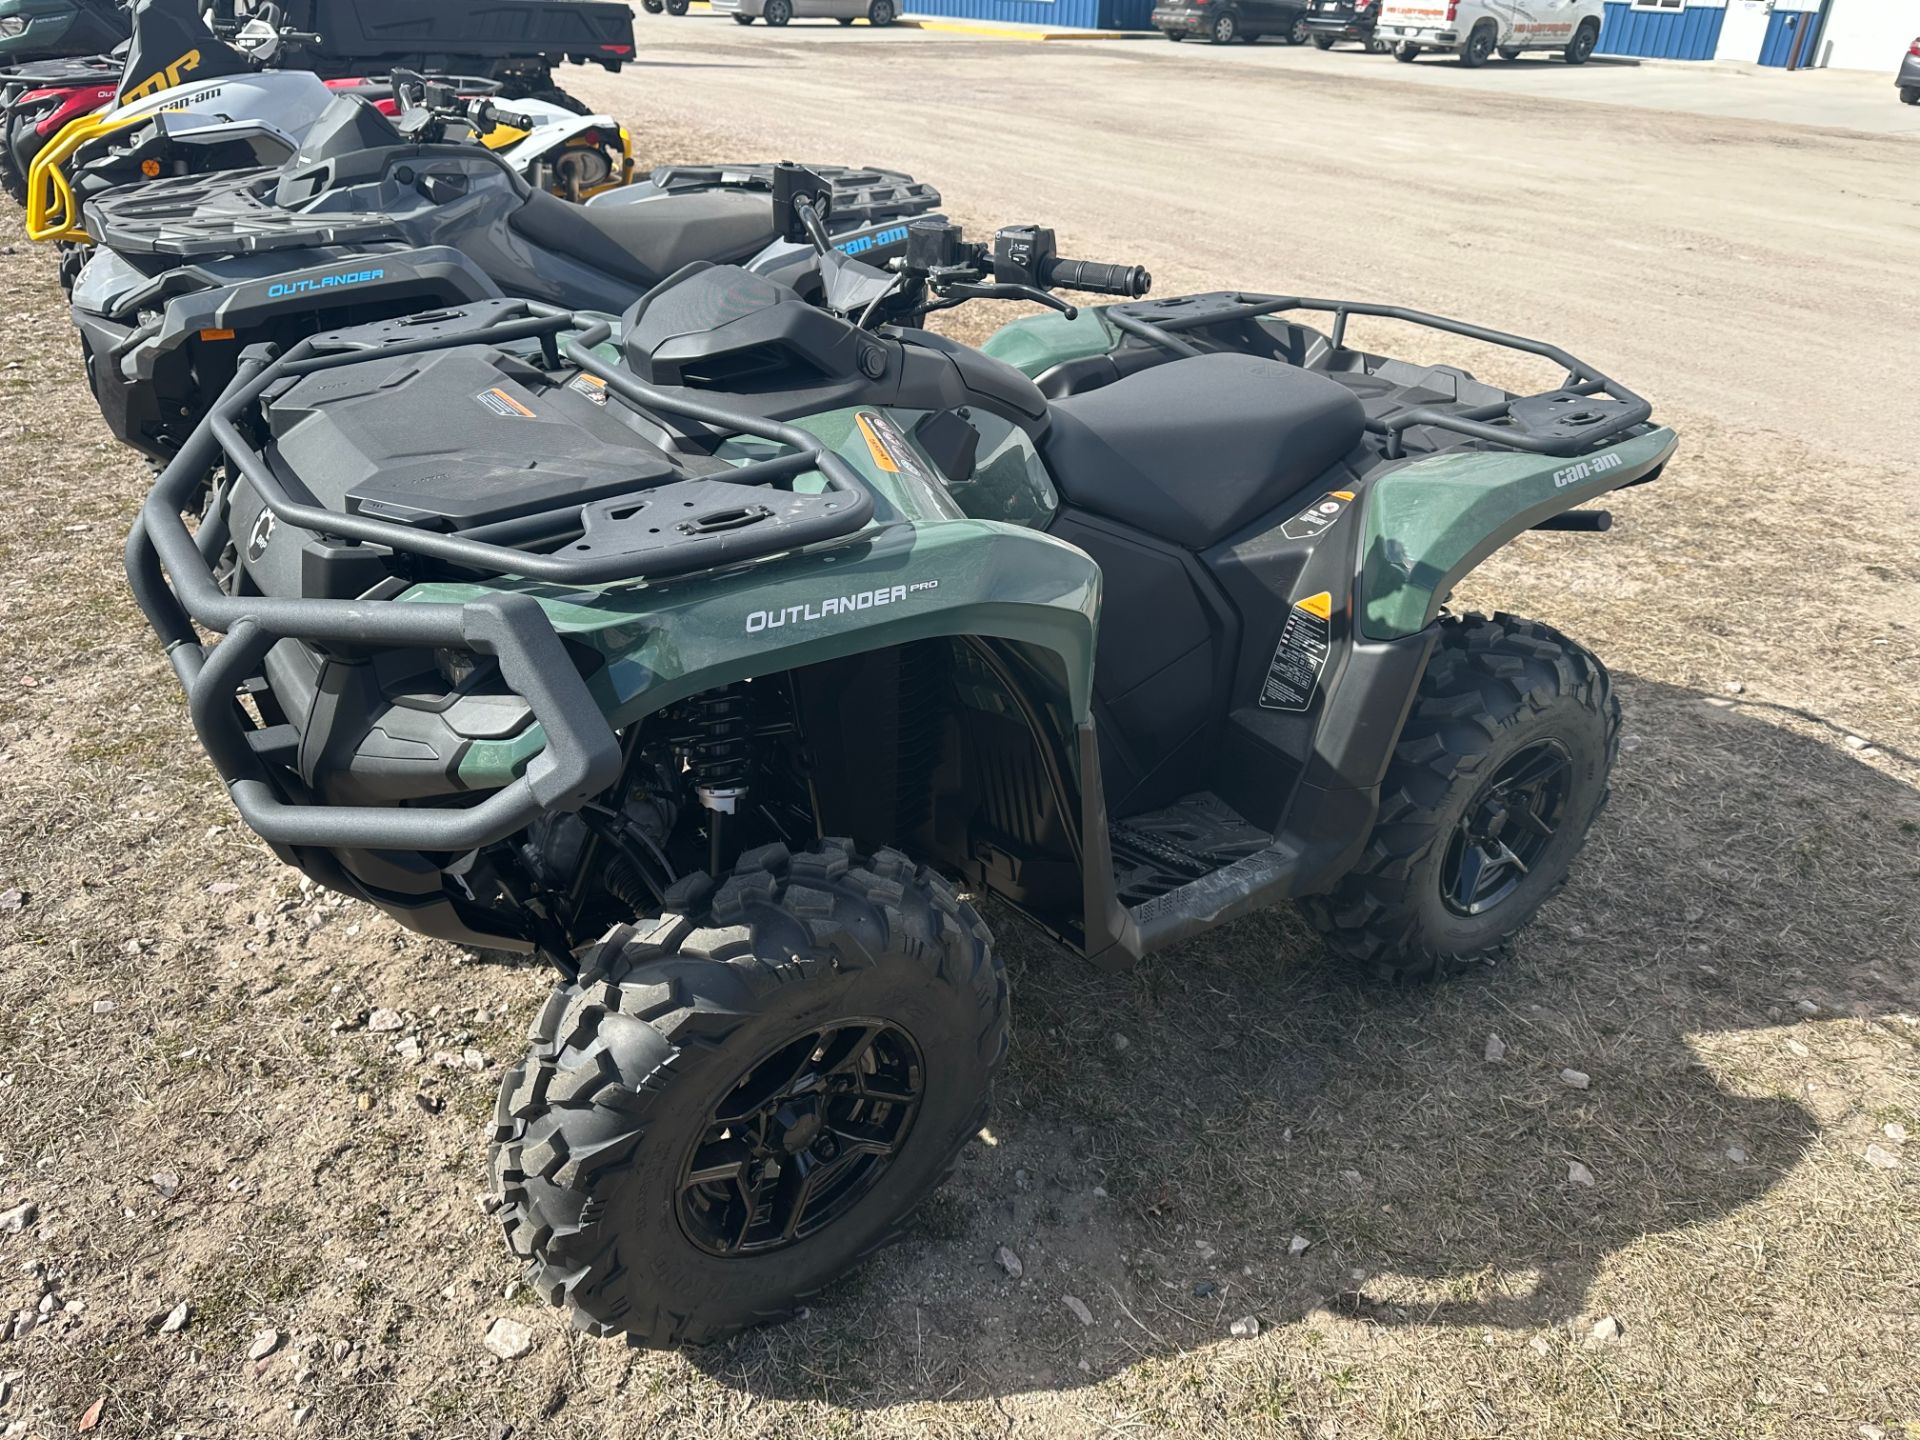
(834, 225), (910, 257)
(265, 268), (386, 300)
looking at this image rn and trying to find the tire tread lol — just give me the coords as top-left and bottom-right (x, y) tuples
(488, 839), (1005, 1346)
(1300, 612), (1619, 982)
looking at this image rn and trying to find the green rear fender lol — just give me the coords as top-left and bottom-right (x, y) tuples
(1357, 426), (1678, 641)
(402, 518), (1102, 789)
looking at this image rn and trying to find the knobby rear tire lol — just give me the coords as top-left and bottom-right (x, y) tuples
(1300, 613), (1619, 982)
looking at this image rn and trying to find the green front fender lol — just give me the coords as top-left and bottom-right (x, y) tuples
(1357, 426), (1679, 641)
(398, 518), (1102, 790)
(981, 307), (1121, 378)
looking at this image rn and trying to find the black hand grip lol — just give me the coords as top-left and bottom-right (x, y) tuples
(484, 105), (537, 130)
(1041, 257), (1152, 298)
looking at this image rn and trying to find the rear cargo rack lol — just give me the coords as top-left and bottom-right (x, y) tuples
(127, 299), (876, 852)
(642, 163), (941, 228)
(1104, 292), (1652, 459)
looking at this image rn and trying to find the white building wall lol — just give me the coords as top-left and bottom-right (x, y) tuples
(1713, 0), (1815, 62)
(1817, 0), (1920, 71)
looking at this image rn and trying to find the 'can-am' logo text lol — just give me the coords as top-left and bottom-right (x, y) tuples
(745, 581), (938, 634)
(1552, 452), (1623, 489)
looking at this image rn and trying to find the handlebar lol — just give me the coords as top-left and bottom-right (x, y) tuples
(1039, 255), (1151, 299)
(389, 71), (540, 141)
(794, 195), (1153, 331)
(474, 100), (537, 131)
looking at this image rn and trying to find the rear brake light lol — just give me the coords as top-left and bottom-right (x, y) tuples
(1445, 0), (1457, 18)
(598, 42), (633, 52)
(1910, 36), (1920, 55)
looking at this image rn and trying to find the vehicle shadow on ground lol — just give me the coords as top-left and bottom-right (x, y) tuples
(689, 673), (1919, 1402)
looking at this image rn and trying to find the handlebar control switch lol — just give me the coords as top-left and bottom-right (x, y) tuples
(991, 224), (1056, 290)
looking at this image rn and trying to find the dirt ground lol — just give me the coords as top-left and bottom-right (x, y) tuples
(1, 33), (1917, 1440)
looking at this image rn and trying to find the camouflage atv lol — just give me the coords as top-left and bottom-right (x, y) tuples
(128, 182), (1676, 1346)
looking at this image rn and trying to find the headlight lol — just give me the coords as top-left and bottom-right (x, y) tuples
(0, 17), (28, 36)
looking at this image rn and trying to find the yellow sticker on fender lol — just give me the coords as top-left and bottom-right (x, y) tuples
(1260, 594), (1334, 711)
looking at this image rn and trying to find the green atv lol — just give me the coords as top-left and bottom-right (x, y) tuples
(0, 0), (123, 67)
(128, 179), (1675, 1346)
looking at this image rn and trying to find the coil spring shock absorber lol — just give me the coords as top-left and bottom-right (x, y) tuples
(679, 685), (754, 875)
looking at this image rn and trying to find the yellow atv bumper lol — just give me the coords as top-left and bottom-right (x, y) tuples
(24, 107), (142, 242)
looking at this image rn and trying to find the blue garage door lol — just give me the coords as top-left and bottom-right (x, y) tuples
(1758, 5), (1813, 65)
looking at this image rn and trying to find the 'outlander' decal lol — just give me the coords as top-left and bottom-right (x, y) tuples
(745, 580), (939, 634)
(266, 268), (386, 299)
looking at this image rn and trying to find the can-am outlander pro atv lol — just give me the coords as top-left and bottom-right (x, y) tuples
(129, 182), (1675, 1347)
(71, 95), (939, 465)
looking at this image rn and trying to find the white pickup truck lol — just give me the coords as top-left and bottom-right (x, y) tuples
(1377, 0), (1604, 64)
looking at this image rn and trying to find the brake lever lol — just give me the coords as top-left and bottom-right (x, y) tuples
(934, 282), (1077, 320)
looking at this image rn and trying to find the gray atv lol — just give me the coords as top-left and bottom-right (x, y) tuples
(127, 183), (1675, 1346)
(71, 85), (940, 463)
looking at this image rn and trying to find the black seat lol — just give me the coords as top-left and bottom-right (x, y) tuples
(508, 188), (780, 291)
(1041, 353), (1367, 550)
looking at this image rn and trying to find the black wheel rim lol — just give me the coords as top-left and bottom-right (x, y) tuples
(1440, 739), (1572, 916)
(677, 1019), (923, 1257)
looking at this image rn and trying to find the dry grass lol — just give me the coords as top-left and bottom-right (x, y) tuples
(0, 101), (1917, 1440)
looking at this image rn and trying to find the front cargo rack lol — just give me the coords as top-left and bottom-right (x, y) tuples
(1103, 292), (1653, 460)
(127, 299), (875, 853)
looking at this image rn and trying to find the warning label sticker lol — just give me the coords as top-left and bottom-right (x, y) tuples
(1259, 591), (1333, 712)
(476, 386), (535, 419)
(567, 373), (608, 406)
(1280, 490), (1355, 542)
(855, 411), (936, 483)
